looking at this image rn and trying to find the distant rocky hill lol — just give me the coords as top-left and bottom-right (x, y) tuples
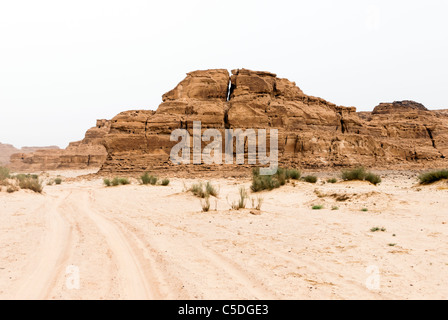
(7, 69), (448, 173)
(98, 69), (448, 174)
(8, 120), (111, 171)
(0, 143), (59, 165)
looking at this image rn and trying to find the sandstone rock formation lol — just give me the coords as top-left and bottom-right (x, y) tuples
(0, 143), (59, 165)
(99, 69), (448, 174)
(9, 120), (111, 171)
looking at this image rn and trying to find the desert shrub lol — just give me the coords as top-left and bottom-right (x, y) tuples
(361, 208), (369, 212)
(342, 167), (366, 181)
(370, 227), (386, 232)
(365, 172), (382, 185)
(251, 197), (264, 210)
(119, 178), (130, 185)
(161, 178), (170, 186)
(19, 178), (43, 193)
(251, 174), (276, 192)
(276, 168), (287, 186)
(251, 167), (294, 192)
(150, 176), (158, 185)
(303, 175), (318, 184)
(238, 187), (248, 209)
(111, 177), (120, 186)
(342, 167), (381, 185)
(418, 169), (448, 185)
(141, 173), (151, 185)
(331, 206), (339, 210)
(205, 181), (218, 197)
(14, 174), (28, 182)
(201, 196), (211, 212)
(191, 182), (205, 198)
(327, 178), (337, 184)
(141, 173), (156, 185)
(230, 187), (248, 210)
(7, 186), (18, 193)
(106, 177), (130, 186)
(54, 178), (62, 185)
(287, 169), (301, 180)
(312, 205), (324, 210)
(190, 181), (218, 198)
(0, 166), (10, 180)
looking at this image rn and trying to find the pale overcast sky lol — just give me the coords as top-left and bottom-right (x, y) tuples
(0, 0), (447, 148)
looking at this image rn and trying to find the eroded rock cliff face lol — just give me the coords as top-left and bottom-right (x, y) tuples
(0, 143), (59, 165)
(100, 69), (448, 174)
(9, 120), (111, 171)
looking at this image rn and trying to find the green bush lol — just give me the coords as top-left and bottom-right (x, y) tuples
(19, 178), (43, 193)
(303, 175), (318, 184)
(119, 178), (130, 185)
(190, 182), (218, 198)
(327, 178), (337, 184)
(365, 172), (382, 185)
(312, 205), (324, 210)
(161, 178), (170, 186)
(14, 173), (39, 182)
(251, 174), (276, 192)
(141, 173), (151, 185)
(14, 174), (29, 182)
(342, 167), (381, 185)
(106, 177), (131, 186)
(276, 168), (287, 186)
(287, 169), (301, 180)
(150, 176), (158, 185)
(54, 178), (62, 185)
(0, 166), (10, 180)
(342, 167), (366, 181)
(191, 182), (205, 198)
(418, 169), (448, 185)
(111, 177), (120, 186)
(251, 167), (295, 192)
(140, 173), (157, 185)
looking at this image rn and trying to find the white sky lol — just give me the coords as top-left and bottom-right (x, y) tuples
(0, 0), (447, 148)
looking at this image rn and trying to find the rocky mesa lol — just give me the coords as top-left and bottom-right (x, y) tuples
(0, 143), (59, 166)
(7, 69), (448, 173)
(9, 120), (111, 171)
(99, 68), (448, 174)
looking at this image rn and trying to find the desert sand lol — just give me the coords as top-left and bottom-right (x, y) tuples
(0, 169), (447, 300)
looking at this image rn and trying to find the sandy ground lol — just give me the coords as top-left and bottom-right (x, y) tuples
(0, 170), (447, 300)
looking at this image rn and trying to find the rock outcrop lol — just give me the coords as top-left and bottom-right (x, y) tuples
(100, 68), (448, 174)
(0, 143), (59, 165)
(9, 120), (111, 171)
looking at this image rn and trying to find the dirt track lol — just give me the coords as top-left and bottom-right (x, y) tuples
(1, 174), (448, 300)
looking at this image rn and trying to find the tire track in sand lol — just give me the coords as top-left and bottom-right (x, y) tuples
(77, 189), (158, 299)
(14, 191), (73, 300)
(113, 205), (277, 299)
